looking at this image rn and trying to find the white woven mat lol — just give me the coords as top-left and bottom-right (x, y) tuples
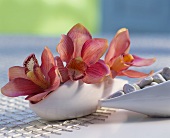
(0, 94), (115, 138)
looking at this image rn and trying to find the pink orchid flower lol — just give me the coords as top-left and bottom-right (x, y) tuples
(1, 47), (60, 104)
(57, 23), (110, 84)
(105, 28), (156, 78)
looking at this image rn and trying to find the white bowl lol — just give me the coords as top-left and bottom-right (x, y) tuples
(100, 78), (170, 117)
(29, 78), (127, 121)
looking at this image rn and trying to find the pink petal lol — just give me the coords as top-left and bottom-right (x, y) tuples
(67, 58), (87, 81)
(26, 80), (59, 104)
(67, 23), (92, 58)
(27, 66), (61, 103)
(110, 70), (118, 79)
(55, 56), (69, 83)
(1, 78), (43, 97)
(26, 91), (51, 104)
(105, 28), (130, 66)
(56, 35), (74, 63)
(132, 55), (156, 67)
(81, 38), (108, 66)
(118, 70), (154, 78)
(48, 66), (60, 90)
(40, 47), (55, 82)
(9, 66), (27, 81)
(83, 60), (110, 84)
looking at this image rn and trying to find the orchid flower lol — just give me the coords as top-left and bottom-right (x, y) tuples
(105, 28), (156, 78)
(1, 47), (60, 103)
(57, 23), (110, 84)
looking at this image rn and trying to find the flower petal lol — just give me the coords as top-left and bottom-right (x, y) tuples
(119, 70), (154, 78)
(67, 57), (87, 81)
(56, 35), (74, 63)
(67, 23), (92, 58)
(132, 55), (156, 67)
(26, 91), (50, 104)
(1, 78), (43, 97)
(9, 66), (27, 81)
(40, 47), (55, 81)
(81, 38), (108, 66)
(83, 60), (110, 84)
(55, 56), (69, 83)
(26, 67), (61, 104)
(48, 66), (60, 90)
(110, 70), (118, 79)
(105, 28), (130, 66)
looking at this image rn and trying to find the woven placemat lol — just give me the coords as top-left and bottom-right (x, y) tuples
(0, 94), (115, 138)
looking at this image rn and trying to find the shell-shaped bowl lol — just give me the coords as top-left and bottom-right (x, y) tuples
(100, 79), (170, 117)
(29, 78), (128, 121)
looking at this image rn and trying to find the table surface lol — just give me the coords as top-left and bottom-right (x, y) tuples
(0, 34), (170, 138)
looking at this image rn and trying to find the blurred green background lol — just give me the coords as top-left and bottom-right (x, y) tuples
(1, 0), (169, 35)
(0, 0), (99, 35)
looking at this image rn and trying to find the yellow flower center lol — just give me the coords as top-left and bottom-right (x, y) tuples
(123, 54), (134, 63)
(110, 54), (134, 72)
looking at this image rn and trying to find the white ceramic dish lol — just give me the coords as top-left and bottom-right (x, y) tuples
(29, 78), (128, 121)
(100, 73), (170, 117)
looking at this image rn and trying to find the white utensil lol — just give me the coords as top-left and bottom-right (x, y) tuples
(100, 73), (170, 117)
